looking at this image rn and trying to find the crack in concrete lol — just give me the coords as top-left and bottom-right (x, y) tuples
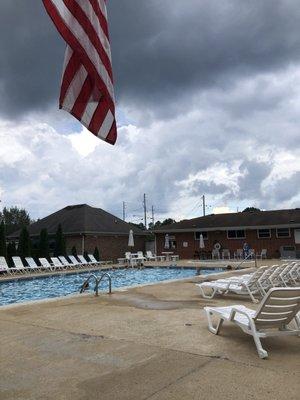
(0, 316), (296, 376)
(141, 359), (213, 400)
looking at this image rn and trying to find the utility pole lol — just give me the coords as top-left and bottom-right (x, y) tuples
(143, 194), (147, 229)
(202, 195), (206, 217)
(122, 202), (126, 221)
(151, 205), (155, 227)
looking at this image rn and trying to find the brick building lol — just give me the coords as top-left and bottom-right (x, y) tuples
(153, 209), (300, 259)
(9, 204), (148, 261)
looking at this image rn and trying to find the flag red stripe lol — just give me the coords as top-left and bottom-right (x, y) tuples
(43, 0), (117, 145)
(88, 0), (110, 39)
(63, 0), (113, 82)
(71, 76), (93, 119)
(89, 103), (109, 135)
(59, 52), (81, 105)
(106, 120), (117, 145)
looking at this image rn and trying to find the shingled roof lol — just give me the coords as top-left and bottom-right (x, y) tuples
(153, 208), (300, 233)
(9, 204), (147, 238)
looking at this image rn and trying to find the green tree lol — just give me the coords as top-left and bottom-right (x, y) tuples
(38, 228), (49, 258)
(0, 206), (32, 235)
(54, 224), (66, 256)
(6, 242), (17, 268)
(18, 226), (31, 259)
(242, 207), (261, 212)
(161, 218), (176, 226)
(83, 250), (89, 261)
(71, 246), (77, 256)
(93, 246), (100, 261)
(0, 221), (7, 257)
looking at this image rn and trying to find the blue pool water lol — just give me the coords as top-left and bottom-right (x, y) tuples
(0, 267), (221, 306)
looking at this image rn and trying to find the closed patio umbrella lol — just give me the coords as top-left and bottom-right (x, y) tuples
(199, 234), (205, 249)
(164, 234), (170, 249)
(128, 230), (134, 248)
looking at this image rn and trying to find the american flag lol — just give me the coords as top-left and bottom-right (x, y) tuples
(43, 0), (117, 145)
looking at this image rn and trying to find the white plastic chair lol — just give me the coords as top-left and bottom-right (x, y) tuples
(196, 266), (270, 303)
(25, 257), (42, 273)
(204, 287), (300, 358)
(257, 249), (267, 259)
(39, 258), (56, 271)
(12, 257), (30, 274)
(88, 254), (101, 266)
(58, 256), (77, 269)
(68, 255), (85, 269)
(146, 251), (157, 261)
(0, 256), (17, 274)
(50, 257), (66, 270)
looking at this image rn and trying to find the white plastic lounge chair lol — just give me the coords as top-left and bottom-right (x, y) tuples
(279, 263), (298, 287)
(50, 257), (66, 270)
(170, 255), (179, 261)
(68, 255), (85, 269)
(88, 254), (101, 266)
(204, 287), (300, 359)
(197, 266), (270, 303)
(0, 256), (17, 274)
(12, 257), (30, 274)
(257, 265), (280, 295)
(58, 256), (75, 269)
(77, 255), (95, 267)
(39, 258), (55, 271)
(288, 263), (300, 285)
(25, 257), (42, 273)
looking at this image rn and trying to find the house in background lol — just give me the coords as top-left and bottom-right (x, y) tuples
(153, 208), (300, 259)
(8, 204), (148, 261)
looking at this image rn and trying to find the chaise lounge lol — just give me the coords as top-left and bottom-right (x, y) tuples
(204, 287), (300, 359)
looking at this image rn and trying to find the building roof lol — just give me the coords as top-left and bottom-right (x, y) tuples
(153, 208), (300, 233)
(9, 204), (147, 238)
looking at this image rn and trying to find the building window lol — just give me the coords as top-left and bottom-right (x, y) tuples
(194, 231), (208, 240)
(169, 235), (177, 249)
(227, 230), (245, 239)
(257, 229), (271, 239)
(276, 228), (291, 238)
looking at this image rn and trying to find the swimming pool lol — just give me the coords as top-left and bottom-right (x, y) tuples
(0, 267), (221, 306)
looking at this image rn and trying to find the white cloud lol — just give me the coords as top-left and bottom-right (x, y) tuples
(1, 63), (300, 223)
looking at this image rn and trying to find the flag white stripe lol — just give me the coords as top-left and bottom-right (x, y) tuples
(81, 96), (99, 127)
(98, 110), (114, 139)
(51, 0), (114, 101)
(75, 0), (112, 62)
(62, 64), (88, 110)
(98, 0), (108, 19)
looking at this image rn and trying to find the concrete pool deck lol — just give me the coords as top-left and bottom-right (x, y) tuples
(0, 270), (299, 400)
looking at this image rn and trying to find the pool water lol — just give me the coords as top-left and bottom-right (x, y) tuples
(0, 267), (221, 306)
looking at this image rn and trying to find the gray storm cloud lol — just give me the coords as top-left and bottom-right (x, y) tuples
(0, 0), (299, 219)
(1, 0), (300, 120)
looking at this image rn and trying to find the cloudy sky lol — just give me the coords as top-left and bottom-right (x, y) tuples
(0, 0), (300, 225)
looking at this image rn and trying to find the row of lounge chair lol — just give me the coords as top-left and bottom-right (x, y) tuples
(199, 262), (300, 358)
(0, 254), (101, 275)
(197, 262), (300, 303)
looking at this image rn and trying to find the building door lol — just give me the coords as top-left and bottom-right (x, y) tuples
(295, 229), (300, 244)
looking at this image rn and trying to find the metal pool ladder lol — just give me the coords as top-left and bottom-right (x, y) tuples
(80, 273), (112, 295)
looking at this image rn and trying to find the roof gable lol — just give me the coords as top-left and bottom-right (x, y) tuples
(9, 204), (146, 237)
